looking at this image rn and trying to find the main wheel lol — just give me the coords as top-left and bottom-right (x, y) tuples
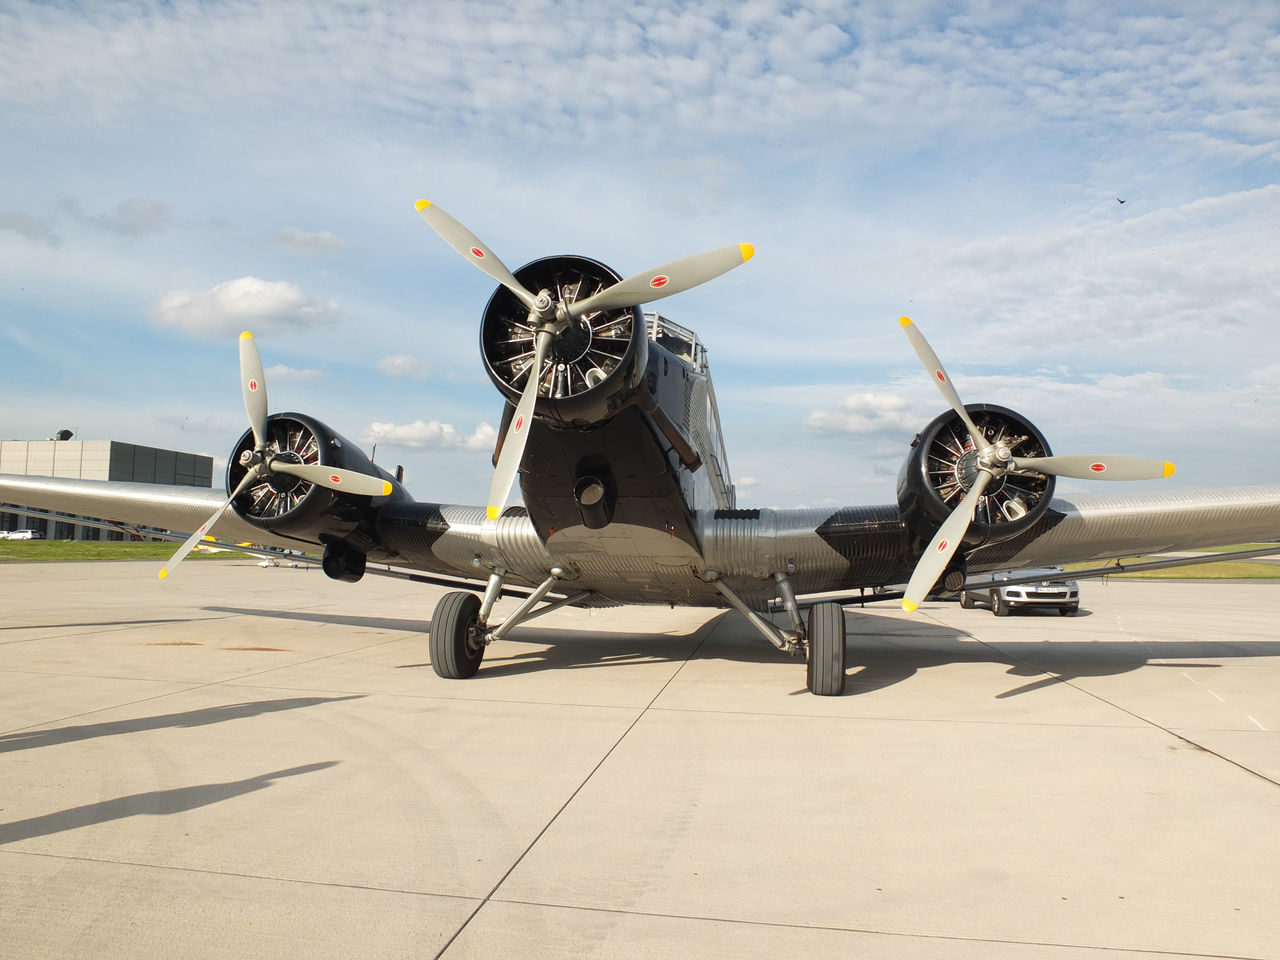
(806, 601), (846, 696)
(430, 591), (484, 679)
(992, 591), (1011, 617)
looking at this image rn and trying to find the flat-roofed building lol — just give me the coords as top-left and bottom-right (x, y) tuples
(0, 440), (213, 540)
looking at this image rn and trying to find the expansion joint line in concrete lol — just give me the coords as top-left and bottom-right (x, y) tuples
(922, 613), (1280, 790)
(429, 614), (725, 960)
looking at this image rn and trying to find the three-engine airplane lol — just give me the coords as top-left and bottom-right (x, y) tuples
(4, 201), (1280, 695)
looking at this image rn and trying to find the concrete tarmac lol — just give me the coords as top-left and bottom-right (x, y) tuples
(1, 560), (1277, 959)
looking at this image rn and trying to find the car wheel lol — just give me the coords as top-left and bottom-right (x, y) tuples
(960, 592), (974, 609)
(992, 591), (1011, 617)
(1058, 605), (1078, 617)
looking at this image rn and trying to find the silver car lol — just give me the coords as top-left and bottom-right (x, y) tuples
(961, 567), (1080, 617)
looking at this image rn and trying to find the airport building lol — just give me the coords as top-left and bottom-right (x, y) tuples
(0, 439), (214, 540)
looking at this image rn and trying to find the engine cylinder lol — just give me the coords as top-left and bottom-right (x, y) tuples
(897, 403), (1055, 548)
(480, 255), (648, 428)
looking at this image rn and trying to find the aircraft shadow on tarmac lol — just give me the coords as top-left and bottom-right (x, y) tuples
(0, 762), (339, 846)
(198, 604), (1280, 697)
(0, 696), (364, 755)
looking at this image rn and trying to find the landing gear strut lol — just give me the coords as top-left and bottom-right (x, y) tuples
(428, 568), (588, 681)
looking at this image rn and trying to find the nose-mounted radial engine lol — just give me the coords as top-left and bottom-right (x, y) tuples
(415, 200), (753, 521)
(896, 317), (1175, 612)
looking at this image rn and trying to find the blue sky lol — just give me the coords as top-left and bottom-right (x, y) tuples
(1, 0), (1278, 509)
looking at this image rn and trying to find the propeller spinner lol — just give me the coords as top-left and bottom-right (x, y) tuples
(417, 199), (754, 520)
(898, 317), (1174, 612)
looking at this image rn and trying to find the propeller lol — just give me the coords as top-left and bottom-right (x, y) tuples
(898, 316), (1174, 612)
(159, 332), (392, 579)
(417, 199), (754, 520)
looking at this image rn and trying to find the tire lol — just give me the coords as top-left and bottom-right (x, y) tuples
(992, 591), (1011, 617)
(430, 591), (484, 679)
(806, 602), (846, 696)
(1058, 605), (1078, 617)
(960, 592), (974, 609)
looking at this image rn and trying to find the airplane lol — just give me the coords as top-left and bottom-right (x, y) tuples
(4, 199), (1280, 696)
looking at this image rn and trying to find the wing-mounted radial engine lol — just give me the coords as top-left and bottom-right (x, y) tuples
(159, 333), (402, 582)
(896, 317), (1176, 613)
(480, 255), (648, 429)
(898, 402), (1056, 548)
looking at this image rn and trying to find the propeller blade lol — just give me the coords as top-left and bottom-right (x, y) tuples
(269, 460), (394, 497)
(240, 331), (269, 451)
(486, 328), (552, 520)
(415, 200), (539, 311)
(899, 317), (988, 453)
(565, 243), (754, 318)
(1010, 455), (1175, 481)
(159, 469), (259, 580)
(902, 470), (993, 613)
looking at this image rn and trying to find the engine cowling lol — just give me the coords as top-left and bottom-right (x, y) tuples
(897, 403), (1055, 548)
(226, 412), (396, 539)
(480, 255), (649, 428)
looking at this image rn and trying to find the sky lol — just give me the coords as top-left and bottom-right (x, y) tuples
(1, 0), (1278, 510)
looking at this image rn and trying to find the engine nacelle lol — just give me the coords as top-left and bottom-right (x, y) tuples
(897, 403), (1055, 549)
(226, 412), (397, 540)
(481, 255), (649, 429)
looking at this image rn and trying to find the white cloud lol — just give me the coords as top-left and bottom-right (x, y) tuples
(376, 355), (429, 379)
(264, 363), (323, 382)
(363, 420), (497, 451)
(805, 392), (918, 437)
(276, 227), (346, 255)
(149, 276), (341, 339)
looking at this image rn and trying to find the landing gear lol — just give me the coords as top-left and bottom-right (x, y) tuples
(805, 601), (846, 696)
(430, 591), (484, 679)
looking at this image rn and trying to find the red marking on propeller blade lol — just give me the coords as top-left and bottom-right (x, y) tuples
(650, 275), (670, 289)
(329, 474), (342, 484)
(470, 247), (485, 259)
(1090, 462), (1106, 473)
(514, 415), (525, 432)
(934, 370), (946, 384)
(937, 539), (949, 552)
(248, 379), (259, 392)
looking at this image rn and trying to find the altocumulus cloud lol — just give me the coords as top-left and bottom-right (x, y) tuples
(150, 276), (341, 338)
(364, 420), (496, 451)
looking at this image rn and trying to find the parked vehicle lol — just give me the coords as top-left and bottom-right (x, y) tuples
(961, 567), (1079, 616)
(4, 529), (44, 540)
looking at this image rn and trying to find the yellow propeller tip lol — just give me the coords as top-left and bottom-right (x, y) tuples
(486, 506), (500, 521)
(739, 243), (755, 262)
(158, 569), (168, 580)
(382, 482), (393, 496)
(901, 599), (918, 613)
(899, 316), (913, 327)
(239, 330), (254, 340)
(415, 199), (432, 211)
(1163, 461), (1176, 478)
